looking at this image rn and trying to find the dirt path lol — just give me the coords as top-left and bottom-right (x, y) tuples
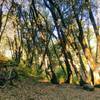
(0, 78), (100, 100)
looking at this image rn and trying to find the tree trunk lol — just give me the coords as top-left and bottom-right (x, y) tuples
(96, 36), (100, 63)
(85, 0), (100, 85)
(72, 4), (95, 85)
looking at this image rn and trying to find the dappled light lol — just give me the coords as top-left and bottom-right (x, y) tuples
(0, 0), (100, 99)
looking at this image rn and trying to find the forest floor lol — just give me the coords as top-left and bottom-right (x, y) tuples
(0, 77), (100, 100)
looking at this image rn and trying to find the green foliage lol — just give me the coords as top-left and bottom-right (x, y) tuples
(55, 67), (66, 83)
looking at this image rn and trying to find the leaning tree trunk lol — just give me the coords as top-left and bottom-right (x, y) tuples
(44, 0), (72, 83)
(96, 36), (100, 63)
(0, 3), (2, 32)
(86, 0), (100, 85)
(72, 4), (95, 85)
(87, 1), (100, 63)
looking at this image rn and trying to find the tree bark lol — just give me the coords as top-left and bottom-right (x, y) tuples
(86, 0), (100, 63)
(72, 4), (95, 85)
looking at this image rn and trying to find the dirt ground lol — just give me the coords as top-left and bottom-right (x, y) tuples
(0, 78), (100, 100)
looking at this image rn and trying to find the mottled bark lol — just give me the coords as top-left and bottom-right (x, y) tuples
(0, 4), (2, 31)
(44, 0), (72, 83)
(72, 3), (95, 85)
(86, 0), (100, 63)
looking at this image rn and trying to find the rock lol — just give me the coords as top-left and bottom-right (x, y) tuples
(83, 83), (94, 91)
